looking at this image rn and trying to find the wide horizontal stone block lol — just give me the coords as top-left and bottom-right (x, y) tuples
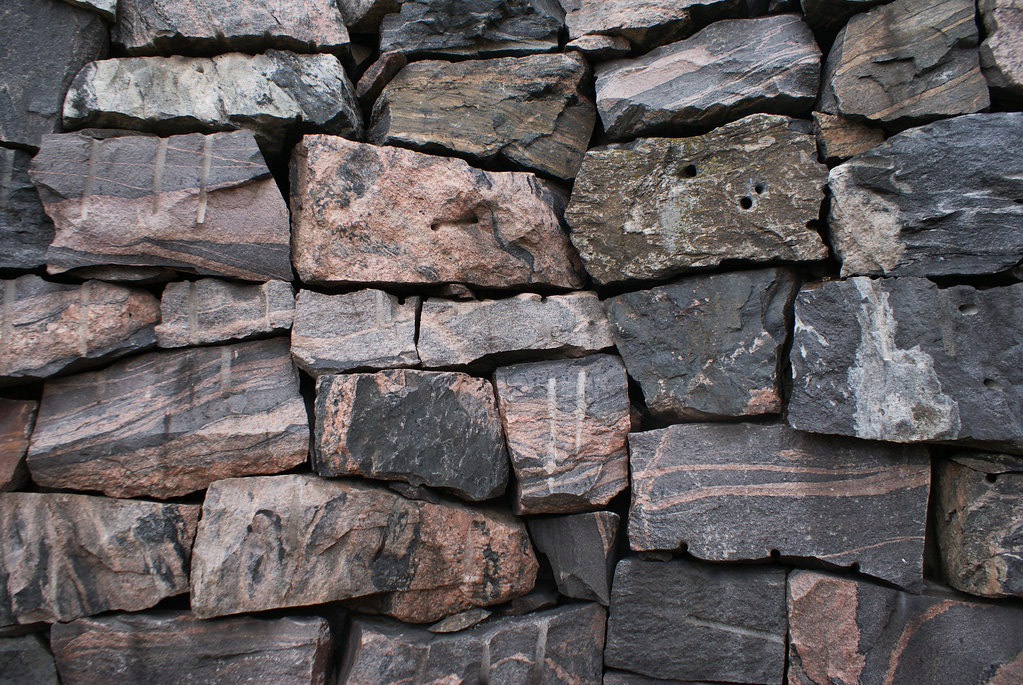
(561, 0), (748, 51)
(190, 475), (537, 623)
(0, 400), (36, 492)
(31, 131), (293, 281)
(290, 136), (582, 289)
(0, 635), (58, 685)
(156, 279), (295, 348)
(0, 493), (199, 626)
(980, 0), (1023, 105)
(0, 149), (54, 271)
(528, 512), (620, 604)
(27, 338), (309, 499)
(566, 114), (828, 285)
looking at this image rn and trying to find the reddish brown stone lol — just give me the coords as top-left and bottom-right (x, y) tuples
(812, 111), (885, 165)
(355, 51), (406, 104)
(156, 279), (295, 348)
(0, 400), (36, 492)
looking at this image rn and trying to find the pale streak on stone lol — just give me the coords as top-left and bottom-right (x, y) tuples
(830, 163), (907, 277)
(682, 616), (785, 645)
(0, 149), (14, 208)
(151, 137), (168, 215)
(77, 283), (90, 357)
(188, 281), (199, 346)
(530, 619), (550, 682)
(196, 135), (212, 225)
(546, 377), (559, 475)
(80, 137), (100, 223)
(575, 369), (587, 455)
(375, 289), (387, 327)
(219, 345), (232, 397)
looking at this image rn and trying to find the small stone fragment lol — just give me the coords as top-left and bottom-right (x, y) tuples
(418, 292), (614, 368)
(338, 0), (401, 32)
(314, 370), (509, 501)
(60, 0), (116, 20)
(812, 111), (885, 165)
(27, 338), (309, 499)
(428, 608), (492, 634)
(0, 635), (58, 685)
(291, 289), (419, 374)
(66, 266), (176, 282)
(561, 0), (748, 50)
(190, 475), (537, 623)
(595, 15), (820, 140)
(0, 149), (54, 271)
(528, 512), (620, 604)
(495, 582), (559, 616)
(0, 493), (199, 626)
(566, 114), (828, 284)
(980, 0), (1023, 105)
(799, 0), (887, 33)
(355, 51), (406, 104)
(290, 136), (582, 289)
(602, 672), (685, 684)
(565, 34), (631, 60)
(156, 279), (294, 348)
(370, 53), (595, 181)
(0, 400), (36, 492)
(494, 355), (629, 513)
(605, 268), (798, 421)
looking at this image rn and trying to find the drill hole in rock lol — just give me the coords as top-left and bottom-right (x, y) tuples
(739, 196), (753, 210)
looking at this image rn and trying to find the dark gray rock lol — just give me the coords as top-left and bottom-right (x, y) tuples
(0, 635), (58, 685)
(799, 0), (887, 33)
(565, 34), (631, 60)
(0, 149), (54, 270)
(830, 113), (1023, 278)
(561, 0), (749, 51)
(338, 0), (401, 32)
(605, 559), (787, 683)
(528, 511), (620, 604)
(602, 672), (688, 685)
(60, 0), (117, 21)
(604, 268), (798, 421)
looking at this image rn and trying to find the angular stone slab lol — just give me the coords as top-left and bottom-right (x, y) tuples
(494, 354), (629, 513)
(812, 111), (884, 165)
(418, 292), (614, 368)
(788, 571), (1023, 685)
(788, 277), (1023, 454)
(0, 275), (159, 385)
(0, 635), (58, 684)
(799, 0), (887, 33)
(561, 0), (748, 50)
(340, 603), (605, 683)
(565, 34), (631, 60)
(291, 136), (582, 289)
(0, 149), (54, 271)
(113, 0), (349, 56)
(0, 493), (199, 626)
(629, 423), (930, 589)
(528, 512), (620, 604)
(818, 0), (989, 131)
(605, 268), (797, 421)
(27, 338), (309, 499)
(51, 612), (332, 685)
(314, 370), (508, 501)
(566, 114), (828, 285)
(595, 15), (820, 140)
(355, 51), (406, 104)
(605, 559), (787, 683)
(156, 279), (295, 348)
(63, 52), (362, 152)
(61, 0), (116, 21)
(339, 0), (401, 32)
(31, 131), (293, 281)
(830, 113), (1023, 278)
(0, 400), (36, 492)
(0, 0), (107, 149)
(936, 453), (1023, 598)
(291, 289), (419, 374)
(370, 53), (595, 181)
(980, 0), (1023, 105)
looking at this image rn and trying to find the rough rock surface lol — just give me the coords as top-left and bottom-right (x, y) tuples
(788, 277), (1023, 454)
(0, 0), (107, 149)
(427, 608), (491, 633)
(156, 279), (295, 348)
(27, 338), (309, 499)
(629, 423), (930, 589)
(63, 52), (363, 151)
(817, 0), (989, 131)
(594, 15), (820, 140)
(561, 0), (748, 50)
(605, 559), (787, 683)
(494, 354), (629, 513)
(0, 149), (54, 270)
(812, 111), (885, 165)
(566, 115), (828, 284)
(339, 604), (605, 683)
(788, 571), (1023, 685)
(565, 34), (631, 60)
(113, 0), (350, 56)
(0, 400), (35, 492)
(190, 475), (537, 623)
(31, 131), (293, 281)
(602, 672), (687, 685)
(291, 289), (420, 374)
(314, 370), (509, 501)
(799, 0), (887, 33)
(605, 268), (798, 421)
(528, 512), (620, 604)
(0, 493), (199, 626)
(936, 454), (1023, 598)
(355, 51), (406, 104)
(418, 292), (614, 368)
(0, 635), (58, 684)
(338, 0), (401, 32)
(370, 53), (595, 181)
(980, 0), (1023, 104)
(0, 275), (159, 385)
(291, 136), (582, 289)
(51, 612), (333, 685)
(829, 113), (1023, 278)
(61, 0), (117, 21)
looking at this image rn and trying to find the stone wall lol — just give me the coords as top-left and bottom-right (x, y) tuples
(1, 0), (1022, 683)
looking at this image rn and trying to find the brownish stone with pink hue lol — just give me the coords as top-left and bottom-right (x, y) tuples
(291, 136), (582, 289)
(355, 51), (406, 104)
(562, 0), (749, 50)
(156, 279), (295, 348)
(812, 112), (885, 165)
(0, 400), (36, 491)
(190, 475), (538, 623)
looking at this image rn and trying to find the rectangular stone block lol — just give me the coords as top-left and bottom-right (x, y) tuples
(156, 279), (295, 348)
(0, 399), (36, 491)
(528, 512), (620, 604)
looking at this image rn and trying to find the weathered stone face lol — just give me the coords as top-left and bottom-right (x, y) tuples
(0, 276), (160, 385)
(290, 289), (420, 375)
(339, 604), (606, 683)
(50, 612), (333, 685)
(811, 111), (885, 165)
(27, 338), (309, 499)
(355, 51), (406, 104)
(61, 0), (117, 20)
(605, 559), (787, 683)
(528, 512), (620, 604)
(314, 370), (509, 501)
(370, 53), (595, 181)
(788, 571), (1023, 684)
(799, 0), (887, 33)
(338, 0), (401, 32)
(605, 268), (798, 421)
(418, 292), (614, 368)
(290, 136), (582, 289)
(818, 0), (989, 131)
(190, 475), (537, 623)
(788, 277), (1023, 455)
(629, 423), (930, 589)
(31, 131), (293, 282)
(829, 113), (1023, 278)
(565, 34), (631, 60)
(0, 635), (58, 684)
(0, 493), (199, 626)
(561, 0), (748, 50)
(0, 149), (54, 271)
(980, 0), (1023, 105)
(594, 15), (820, 140)
(494, 354), (629, 513)
(566, 115), (828, 285)
(156, 279), (295, 348)
(0, 400), (36, 492)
